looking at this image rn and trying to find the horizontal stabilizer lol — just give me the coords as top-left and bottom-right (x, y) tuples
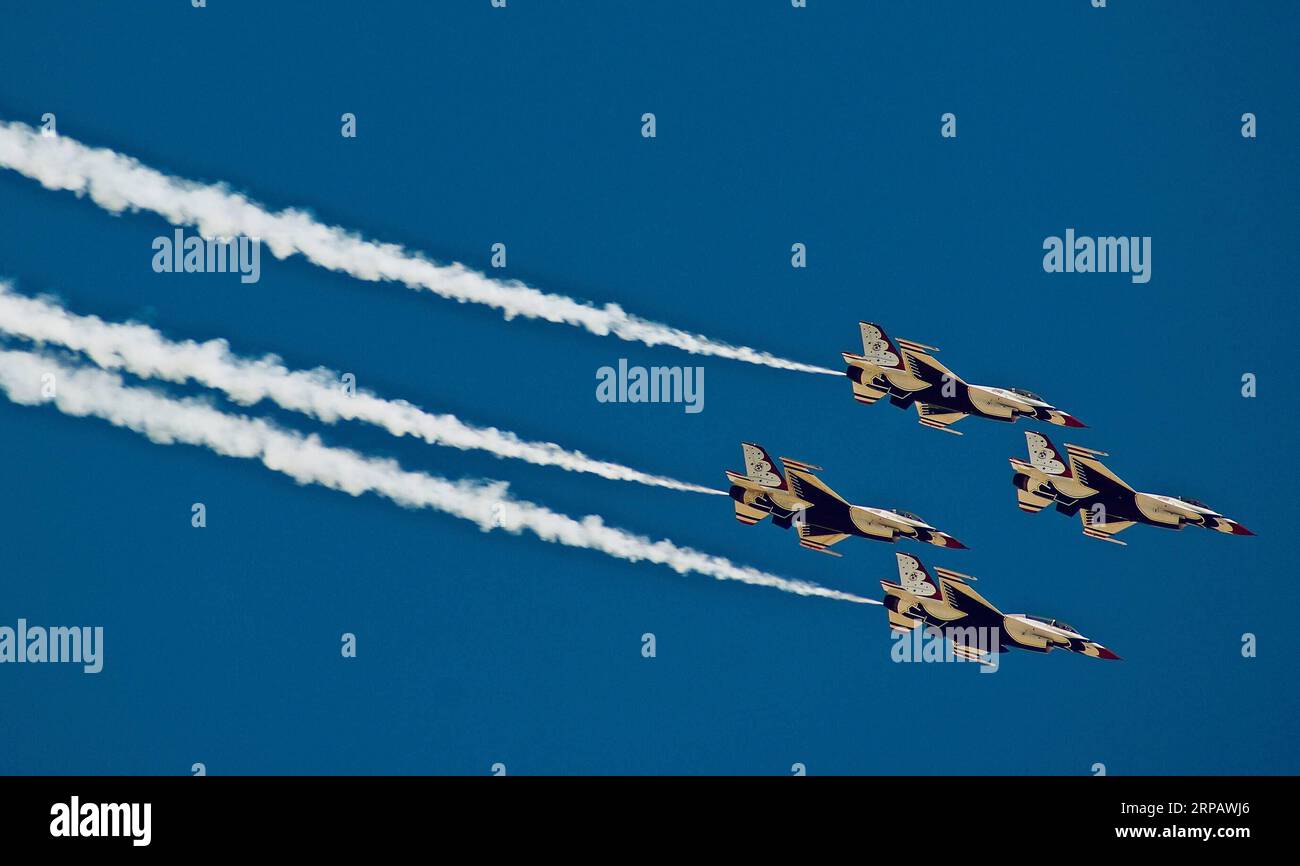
(1015, 481), (1053, 513)
(851, 381), (888, 405)
(887, 609), (921, 632)
(733, 501), (769, 525)
(842, 356), (889, 405)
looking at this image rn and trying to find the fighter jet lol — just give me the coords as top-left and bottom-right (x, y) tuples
(882, 552), (1120, 663)
(1010, 430), (1254, 544)
(841, 322), (1085, 434)
(725, 442), (965, 556)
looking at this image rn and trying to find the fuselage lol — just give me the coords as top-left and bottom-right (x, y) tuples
(852, 361), (1075, 425)
(1011, 461), (1246, 533)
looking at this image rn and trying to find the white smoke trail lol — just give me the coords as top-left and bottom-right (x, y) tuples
(0, 348), (874, 605)
(0, 283), (723, 496)
(0, 121), (841, 376)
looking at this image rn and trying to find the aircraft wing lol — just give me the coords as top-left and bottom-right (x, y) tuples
(782, 459), (848, 506)
(949, 641), (996, 666)
(1079, 510), (1137, 545)
(933, 565), (1003, 617)
(914, 401), (968, 435)
(1065, 443), (1133, 493)
(796, 522), (850, 557)
(895, 336), (963, 384)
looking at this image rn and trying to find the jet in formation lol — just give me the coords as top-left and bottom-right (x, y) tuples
(1010, 431), (1253, 544)
(725, 442), (965, 556)
(841, 322), (1085, 434)
(881, 552), (1120, 663)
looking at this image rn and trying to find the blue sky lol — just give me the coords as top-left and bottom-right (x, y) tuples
(0, 1), (1296, 774)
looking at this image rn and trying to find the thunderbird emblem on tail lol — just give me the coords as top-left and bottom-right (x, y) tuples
(725, 442), (966, 556)
(1009, 431), (1254, 544)
(842, 322), (1085, 434)
(881, 552), (1120, 664)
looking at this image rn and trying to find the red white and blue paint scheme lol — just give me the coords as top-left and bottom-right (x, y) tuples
(842, 322), (1086, 434)
(725, 442), (965, 557)
(881, 552), (1121, 664)
(1010, 431), (1254, 545)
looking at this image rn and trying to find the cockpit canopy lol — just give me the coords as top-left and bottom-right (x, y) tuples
(892, 509), (924, 523)
(1009, 387), (1044, 402)
(1174, 495), (1210, 509)
(1025, 614), (1077, 634)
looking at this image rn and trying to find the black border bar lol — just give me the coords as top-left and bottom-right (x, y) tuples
(1, 775), (1278, 851)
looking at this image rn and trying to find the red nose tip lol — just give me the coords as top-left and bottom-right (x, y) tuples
(1096, 646), (1122, 661)
(1229, 521), (1255, 536)
(1061, 413), (1087, 428)
(943, 536), (968, 550)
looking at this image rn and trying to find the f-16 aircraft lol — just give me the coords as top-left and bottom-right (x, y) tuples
(1010, 431), (1254, 545)
(881, 552), (1120, 663)
(841, 322), (1085, 434)
(725, 442), (965, 556)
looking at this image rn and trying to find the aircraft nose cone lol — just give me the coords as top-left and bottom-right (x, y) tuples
(1061, 413), (1087, 428)
(1229, 521), (1255, 536)
(1095, 646), (1122, 661)
(944, 536), (968, 550)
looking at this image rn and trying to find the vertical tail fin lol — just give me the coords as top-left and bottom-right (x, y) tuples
(740, 442), (787, 490)
(892, 552), (942, 598)
(1024, 431), (1072, 478)
(856, 322), (907, 370)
